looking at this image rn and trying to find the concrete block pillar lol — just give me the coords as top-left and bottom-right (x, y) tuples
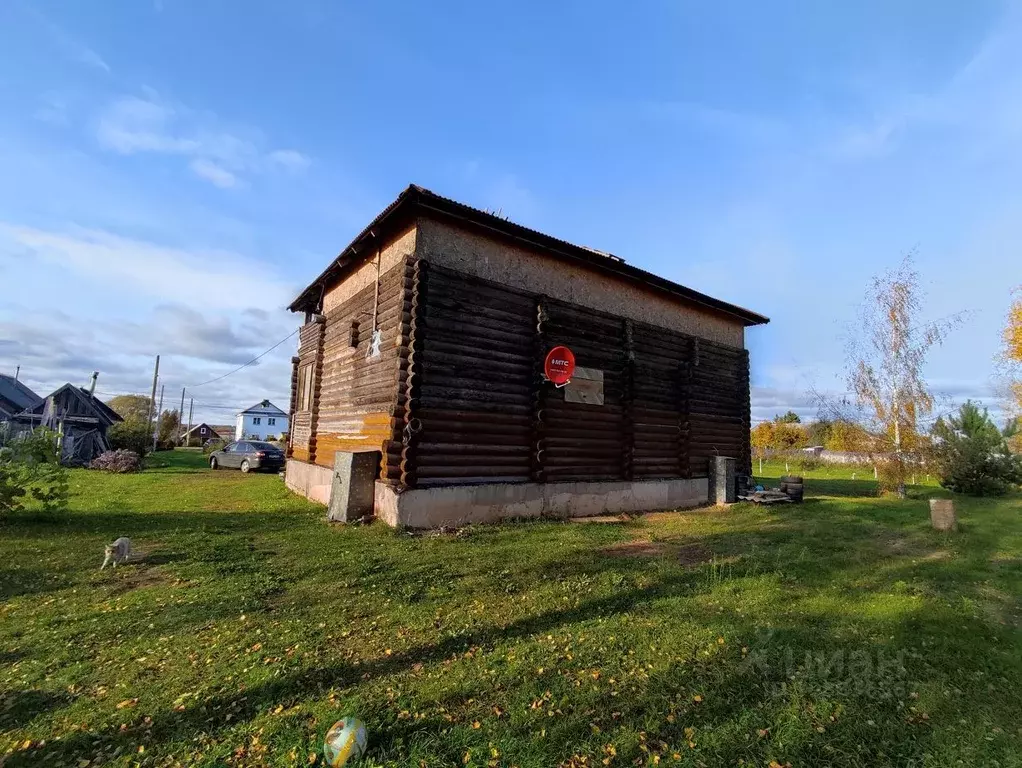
(710, 456), (737, 505)
(929, 498), (957, 531)
(327, 451), (379, 523)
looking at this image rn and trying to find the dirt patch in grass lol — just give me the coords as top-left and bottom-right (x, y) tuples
(570, 513), (637, 525)
(104, 566), (184, 596)
(601, 539), (667, 558)
(675, 543), (713, 566)
(878, 532), (944, 560)
(975, 584), (1022, 628)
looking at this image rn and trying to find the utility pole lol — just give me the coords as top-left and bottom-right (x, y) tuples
(147, 355), (160, 428)
(177, 387), (186, 446)
(152, 384), (165, 453)
(186, 398), (194, 448)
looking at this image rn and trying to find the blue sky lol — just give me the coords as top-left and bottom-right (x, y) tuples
(1, 0), (1019, 426)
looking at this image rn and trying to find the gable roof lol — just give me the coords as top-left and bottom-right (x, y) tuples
(289, 184), (769, 326)
(19, 384), (123, 428)
(239, 399), (286, 415)
(184, 422), (221, 437)
(0, 374), (43, 418)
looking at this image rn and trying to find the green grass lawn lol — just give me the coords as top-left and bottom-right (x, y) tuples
(2, 451), (1021, 767)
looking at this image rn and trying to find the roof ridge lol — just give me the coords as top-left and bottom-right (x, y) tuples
(288, 184), (769, 326)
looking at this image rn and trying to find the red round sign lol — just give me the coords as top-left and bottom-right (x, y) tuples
(544, 346), (576, 385)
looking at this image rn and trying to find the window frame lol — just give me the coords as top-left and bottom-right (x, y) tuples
(298, 362), (314, 411)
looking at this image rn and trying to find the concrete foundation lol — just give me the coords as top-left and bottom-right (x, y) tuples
(374, 477), (709, 529)
(284, 458), (332, 505)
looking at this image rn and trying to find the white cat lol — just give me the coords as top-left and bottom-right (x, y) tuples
(101, 537), (133, 569)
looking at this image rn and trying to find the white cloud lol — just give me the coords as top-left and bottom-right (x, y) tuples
(0, 224), (299, 423)
(0, 223), (291, 311)
(268, 149), (311, 173)
(76, 47), (110, 73)
(24, 5), (111, 74)
(94, 93), (310, 187)
(189, 158), (238, 188)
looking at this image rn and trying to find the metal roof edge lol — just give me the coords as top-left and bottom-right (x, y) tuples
(288, 185), (770, 326)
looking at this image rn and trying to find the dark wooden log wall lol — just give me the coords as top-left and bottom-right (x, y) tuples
(410, 263), (535, 488)
(409, 263), (752, 487)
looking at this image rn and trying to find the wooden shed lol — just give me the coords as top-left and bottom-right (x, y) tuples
(14, 383), (122, 464)
(284, 185), (768, 526)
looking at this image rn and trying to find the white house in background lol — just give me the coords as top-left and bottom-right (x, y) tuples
(235, 400), (288, 441)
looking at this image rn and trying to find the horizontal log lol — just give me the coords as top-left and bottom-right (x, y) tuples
(543, 436), (623, 452)
(421, 327), (531, 358)
(426, 278), (535, 312)
(542, 458), (624, 469)
(416, 385), (531, 406)
(690, 412), (746, 424)
(416, 475), (530, 488)
(418, 442), (530, 455)
(411, 454), (531, 468)
(423, 303), (532, 336)
(419, 396), (531, 415)
(420, 378), (530, 399)
(543, 322), (624, 349)
(415, 408), (530, 426)
(632, 422), (682, 434)
(415, 463), (531, 478)
(422, 338), (531, 366)
(543, 302), (623, 334)
(542, 400), (624, 416)
(542, 470), (623, 481)
(425, 291), (533, 326)
(632, 405), (683, 421)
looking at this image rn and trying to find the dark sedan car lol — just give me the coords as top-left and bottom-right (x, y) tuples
(209, 441), (285, 473)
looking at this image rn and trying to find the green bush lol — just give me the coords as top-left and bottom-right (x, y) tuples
(0, 428), (69, 517)
(107, 420), (152, 457)
(796, 456), (824, 471)
(930, 401), (1022, 496)
(203, 438), (227, 455)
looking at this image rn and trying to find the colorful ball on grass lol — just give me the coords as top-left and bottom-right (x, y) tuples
(323, 718), (368, 766)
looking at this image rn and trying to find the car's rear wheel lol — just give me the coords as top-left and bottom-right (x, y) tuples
(240, 460), (251, 473)
(210, 457), (219, 470)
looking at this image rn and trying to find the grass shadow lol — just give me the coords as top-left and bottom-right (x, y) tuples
(0, 689), (72, 730)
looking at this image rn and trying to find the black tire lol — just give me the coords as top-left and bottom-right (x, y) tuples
(240, 460), (251, 474)
(210, 457), (218, 470)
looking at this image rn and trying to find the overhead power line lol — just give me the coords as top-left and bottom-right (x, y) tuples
(186, 329), (299, 389)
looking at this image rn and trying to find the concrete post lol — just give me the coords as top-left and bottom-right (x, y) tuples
(929, 498), (957, 531)
(327, 451), (379, 523)
(711, 456), (737, 505)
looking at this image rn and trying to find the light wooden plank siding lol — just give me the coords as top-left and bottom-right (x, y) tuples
(308, 258), (412, 475)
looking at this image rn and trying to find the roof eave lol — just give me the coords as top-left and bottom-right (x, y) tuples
(287, 185), (770, 327)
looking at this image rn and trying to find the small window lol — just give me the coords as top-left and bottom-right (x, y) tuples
(253, 417), (261, 425)
(349, 320), (360, 348)
(268, 417), (276, 426)
(200, 427), (207, 434)
(298, 363), (314, 411)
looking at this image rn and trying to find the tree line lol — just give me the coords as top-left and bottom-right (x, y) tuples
(759, 257), (1022, 497)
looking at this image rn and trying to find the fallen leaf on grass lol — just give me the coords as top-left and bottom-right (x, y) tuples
(116, 698), (138, 709)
